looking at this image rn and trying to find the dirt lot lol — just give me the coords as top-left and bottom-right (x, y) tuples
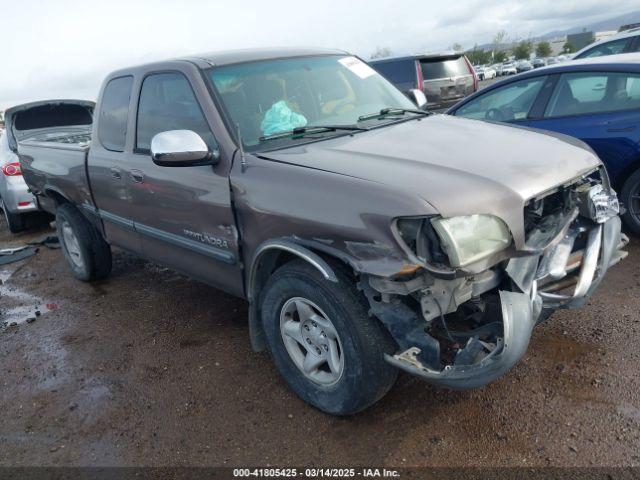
(1, 218), (639, 469)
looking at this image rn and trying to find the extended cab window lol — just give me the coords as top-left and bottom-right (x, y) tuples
(136, 72), (214, 151)
(98, 76), (133, 152)
(455, 76), (547, 121)
(544, 72), (640, 118)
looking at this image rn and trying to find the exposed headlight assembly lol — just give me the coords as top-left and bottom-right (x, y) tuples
(431, 214), (512, 268)
(394, 217), (448, 266)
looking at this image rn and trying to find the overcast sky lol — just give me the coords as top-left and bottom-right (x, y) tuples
(2, 0), (640, 110)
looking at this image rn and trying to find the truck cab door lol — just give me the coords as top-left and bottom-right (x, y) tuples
(88, 75), (142, 253)
(123, 68), (244, 297)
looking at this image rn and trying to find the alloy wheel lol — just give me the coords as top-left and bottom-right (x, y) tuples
(61, 220), (84, 269)
(279, 297), (344, 385)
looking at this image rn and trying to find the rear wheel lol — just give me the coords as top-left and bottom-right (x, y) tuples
(1, 198), (26, 233)
(56, 204), (112, 281)
(621, 169), (640, 235)
(260, 260), (398, 415)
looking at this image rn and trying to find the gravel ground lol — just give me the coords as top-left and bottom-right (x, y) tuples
(1, 218), (639, 469)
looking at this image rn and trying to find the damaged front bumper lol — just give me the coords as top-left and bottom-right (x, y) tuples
(382, 211), (627, 390)
(386, 290), (536, 389)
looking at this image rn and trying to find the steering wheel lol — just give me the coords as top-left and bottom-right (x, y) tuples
(485, 108), (505, 122)
(325, 98), (354, 116)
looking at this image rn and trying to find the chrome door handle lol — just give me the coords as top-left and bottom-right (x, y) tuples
(130, 170), (144, 183)
(110, 167), (121, 179)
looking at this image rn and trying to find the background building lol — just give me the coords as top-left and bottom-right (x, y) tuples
(567, 31), (596, 50)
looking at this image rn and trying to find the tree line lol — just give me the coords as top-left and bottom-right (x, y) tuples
(461, 38), (575, 65)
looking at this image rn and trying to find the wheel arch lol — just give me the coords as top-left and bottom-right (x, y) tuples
(43, 186), (72, 210)
(247, 238), (353, 352)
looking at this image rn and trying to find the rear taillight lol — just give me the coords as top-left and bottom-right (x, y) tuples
(2, 162), (22, 176)
(463, 56), (478, 91)
(416, 61), (424, 89)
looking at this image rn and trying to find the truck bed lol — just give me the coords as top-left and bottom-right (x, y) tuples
(18, 127), (94, 215)
(7, 100), (96, 216)
(19, 128), (92, 147)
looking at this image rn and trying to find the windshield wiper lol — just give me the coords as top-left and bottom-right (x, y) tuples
(259, 124), (368, 142)
(357, 108), (431, 122)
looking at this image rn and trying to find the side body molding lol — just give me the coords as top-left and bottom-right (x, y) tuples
(247, 238), (339, 351)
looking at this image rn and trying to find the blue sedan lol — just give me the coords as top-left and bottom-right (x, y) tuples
(447, 53), (640, 234)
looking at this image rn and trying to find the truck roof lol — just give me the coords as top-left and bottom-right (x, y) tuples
(106, 47), (351, 79)
(182, 47), (349, 67)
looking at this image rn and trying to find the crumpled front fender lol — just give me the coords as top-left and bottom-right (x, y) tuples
(385, 290), (537, 390)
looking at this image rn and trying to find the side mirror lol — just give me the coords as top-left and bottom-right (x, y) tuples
(150, 130), (219, 167)
(408, 89), (428, 110)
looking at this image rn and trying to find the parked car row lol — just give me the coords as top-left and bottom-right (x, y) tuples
(5, 47), (627, 415)
(474, 65), (497, 80)
(497, 62), (518, 75)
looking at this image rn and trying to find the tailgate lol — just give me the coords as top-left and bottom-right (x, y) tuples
(425, 75), (473, 103)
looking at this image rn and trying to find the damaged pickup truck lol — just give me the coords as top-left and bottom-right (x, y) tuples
(16, 48), (627, 414)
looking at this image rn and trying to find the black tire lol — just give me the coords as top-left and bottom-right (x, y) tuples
(260, 259), (398, 415)
(621, 169), (640, 235)
(56, 203), (112, 281)
(1, 198), (26, 233)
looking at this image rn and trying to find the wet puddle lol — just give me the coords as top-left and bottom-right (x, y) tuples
(0, 267), (58, 328)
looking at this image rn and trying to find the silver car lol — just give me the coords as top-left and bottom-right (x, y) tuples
(0, 130), (37, 232)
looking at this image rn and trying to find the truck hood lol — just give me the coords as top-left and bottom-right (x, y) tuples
(259, 114), (601, 248)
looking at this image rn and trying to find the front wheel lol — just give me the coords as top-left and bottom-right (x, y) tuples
(621, 169), (640, 235)
(260, 260), (398, 415)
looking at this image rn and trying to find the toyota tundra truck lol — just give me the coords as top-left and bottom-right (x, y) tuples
(15, 48), (627, 415)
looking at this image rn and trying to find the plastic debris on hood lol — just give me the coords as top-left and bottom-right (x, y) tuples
(260, 101), (307, 136)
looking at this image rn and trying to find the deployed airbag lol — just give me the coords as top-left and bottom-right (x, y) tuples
(260, 101), (307, 136)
